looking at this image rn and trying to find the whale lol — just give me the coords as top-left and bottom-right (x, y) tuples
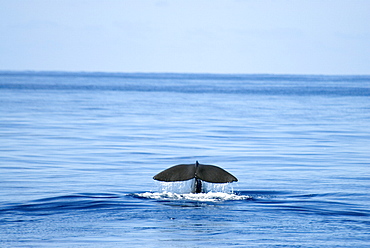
(153, 161), (238, 193)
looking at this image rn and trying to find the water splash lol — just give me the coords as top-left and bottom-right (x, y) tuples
(203, 181), (236, 194)
(156, 180), (195, 194)
(137, 179), (248, 202)
(136, 192), (251, 202)
(155, 179), (236, 194)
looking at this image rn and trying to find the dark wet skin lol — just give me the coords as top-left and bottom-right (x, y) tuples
(194, 178), (202, 193)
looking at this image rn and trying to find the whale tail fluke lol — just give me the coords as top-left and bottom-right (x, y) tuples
(153, 161), (238, 183)
(195, 164), (237, 183)
(153, 163), (196, 182)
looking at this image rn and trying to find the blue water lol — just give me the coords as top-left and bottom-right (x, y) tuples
(1, 71), (369, 247)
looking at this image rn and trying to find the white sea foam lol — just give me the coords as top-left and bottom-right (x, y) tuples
(136, 192), (251, 202)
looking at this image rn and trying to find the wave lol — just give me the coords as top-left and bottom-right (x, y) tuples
(0, 191), (249, 216)
(0, 193), (129, 217)
(1, 191), (369, 221)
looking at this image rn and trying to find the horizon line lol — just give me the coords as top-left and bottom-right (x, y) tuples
(0, 69), (369, 77)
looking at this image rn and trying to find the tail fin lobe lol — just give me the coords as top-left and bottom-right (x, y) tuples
(153, 162), (237, 183)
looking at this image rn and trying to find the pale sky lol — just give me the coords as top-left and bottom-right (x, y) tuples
(1, 0), (369, 75)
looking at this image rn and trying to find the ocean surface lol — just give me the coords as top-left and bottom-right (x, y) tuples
(0, 71), (369, 247)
